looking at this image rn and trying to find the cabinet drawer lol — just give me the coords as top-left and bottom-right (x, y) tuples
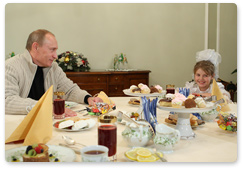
(108, 85), (125, 94)
(78, 84), (107, 96)
(68, 75), (107, 84)
(108, 75), (124, 84)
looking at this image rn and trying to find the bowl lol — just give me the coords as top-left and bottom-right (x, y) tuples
(199, 109), (219, 122)
(122, 121), (153, 147)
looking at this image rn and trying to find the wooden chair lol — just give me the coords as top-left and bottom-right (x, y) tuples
(217, 78), (237, 102)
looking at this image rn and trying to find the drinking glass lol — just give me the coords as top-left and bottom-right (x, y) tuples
(166, 84), (175, 94)
(53, 91), (65, 119)
(98, 115), (117, 161)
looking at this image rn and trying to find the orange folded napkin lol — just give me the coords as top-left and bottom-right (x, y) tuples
(97, 91), (115, 104)
(212, 79), (230, 112)
(5, 86), (53, 145)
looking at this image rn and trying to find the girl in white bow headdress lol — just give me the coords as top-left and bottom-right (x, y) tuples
(185, 49), (231, 103)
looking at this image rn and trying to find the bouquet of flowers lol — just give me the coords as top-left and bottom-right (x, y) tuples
(56, 51), (90, 72)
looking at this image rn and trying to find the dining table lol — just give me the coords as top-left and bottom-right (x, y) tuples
(5, 97), (237, 162)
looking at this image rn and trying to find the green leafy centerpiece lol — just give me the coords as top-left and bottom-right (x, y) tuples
(56, 51), (90, 72)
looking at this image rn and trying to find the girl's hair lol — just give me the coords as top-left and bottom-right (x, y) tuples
(194, 60), (215, 76)
(26, 29), (55, 50)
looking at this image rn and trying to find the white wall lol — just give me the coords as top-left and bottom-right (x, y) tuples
(5, 3), (237, 88)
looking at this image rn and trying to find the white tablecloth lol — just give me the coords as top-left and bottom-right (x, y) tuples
(5, 97), (238, 162)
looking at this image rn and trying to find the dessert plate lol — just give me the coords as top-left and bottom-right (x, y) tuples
(5, 145), (76, 162)
(53, 118), (96, 132)
(65, 101), (78, 108)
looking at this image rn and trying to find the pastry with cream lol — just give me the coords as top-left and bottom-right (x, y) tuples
(165, 93), (175, 100)
(171, 98), (183, 108)
(194, 97), (206, 108)
(159, 98), (172, 107)
(150, 85), (163, 93)
(138, 83), (150, 94)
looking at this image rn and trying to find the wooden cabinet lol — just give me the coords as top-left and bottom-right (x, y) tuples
(65, 70), (151, 97)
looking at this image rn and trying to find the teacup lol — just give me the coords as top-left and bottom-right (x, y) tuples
(80, 145), (109, 162)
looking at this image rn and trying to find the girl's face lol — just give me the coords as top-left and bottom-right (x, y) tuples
(194, 68), (214, 91)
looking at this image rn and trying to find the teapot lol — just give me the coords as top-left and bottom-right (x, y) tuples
(122, 120), (153, 147)
(153, 124), (180, 153)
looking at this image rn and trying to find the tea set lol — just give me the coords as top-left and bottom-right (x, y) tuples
(121, 118), (180, 154)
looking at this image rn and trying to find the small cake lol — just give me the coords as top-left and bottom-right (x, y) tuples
(159, 98), (172, 107)
(150, 86), (159, 93)
(174, 93), (187, 106)
(130, 85), (138, 93)
(138, 83), (150, 94)
(194, 97), (206, 108)
(128, 98), (140, 105)
(130, 85), (141, 93)
(153, 85), (163, 93)
(190, 114), (198, 126)
(23, 143), (49, 162)
(165, 93), (175, 100)
(165, 114), (204, 126)
(184, 99), (197, 108)
(187, 94), (195, 99)
(172, 98), (183, 108)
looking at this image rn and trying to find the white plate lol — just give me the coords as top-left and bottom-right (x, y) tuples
(53, 118), (96, 132)
(65, 101), (78, 108)
(5, 145), (76, 162)
(128, 103), (140, 107)
(123, 89), (165, 97)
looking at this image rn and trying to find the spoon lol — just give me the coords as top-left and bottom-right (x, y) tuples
(62, 135), (86, 147)
(204, 95), (217, 102)
(117, 111), (142, 127)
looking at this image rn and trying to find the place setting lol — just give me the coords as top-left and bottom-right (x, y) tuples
(5, 82), (237, 162)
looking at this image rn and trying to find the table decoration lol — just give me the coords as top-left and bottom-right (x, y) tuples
(141, 96), (158, 132)
(113, 53), (128, 70)
(56, 51), (90, 72)
(5, 86), (53, 145)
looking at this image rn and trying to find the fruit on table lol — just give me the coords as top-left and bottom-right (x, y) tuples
(130, 112), (139, 120)
(136, 149), (152, 157)
(137, 155), (157, 162)
(125, 147), (162, 162)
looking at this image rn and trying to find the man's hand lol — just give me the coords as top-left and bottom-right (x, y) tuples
(87, 97), (103, 106)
